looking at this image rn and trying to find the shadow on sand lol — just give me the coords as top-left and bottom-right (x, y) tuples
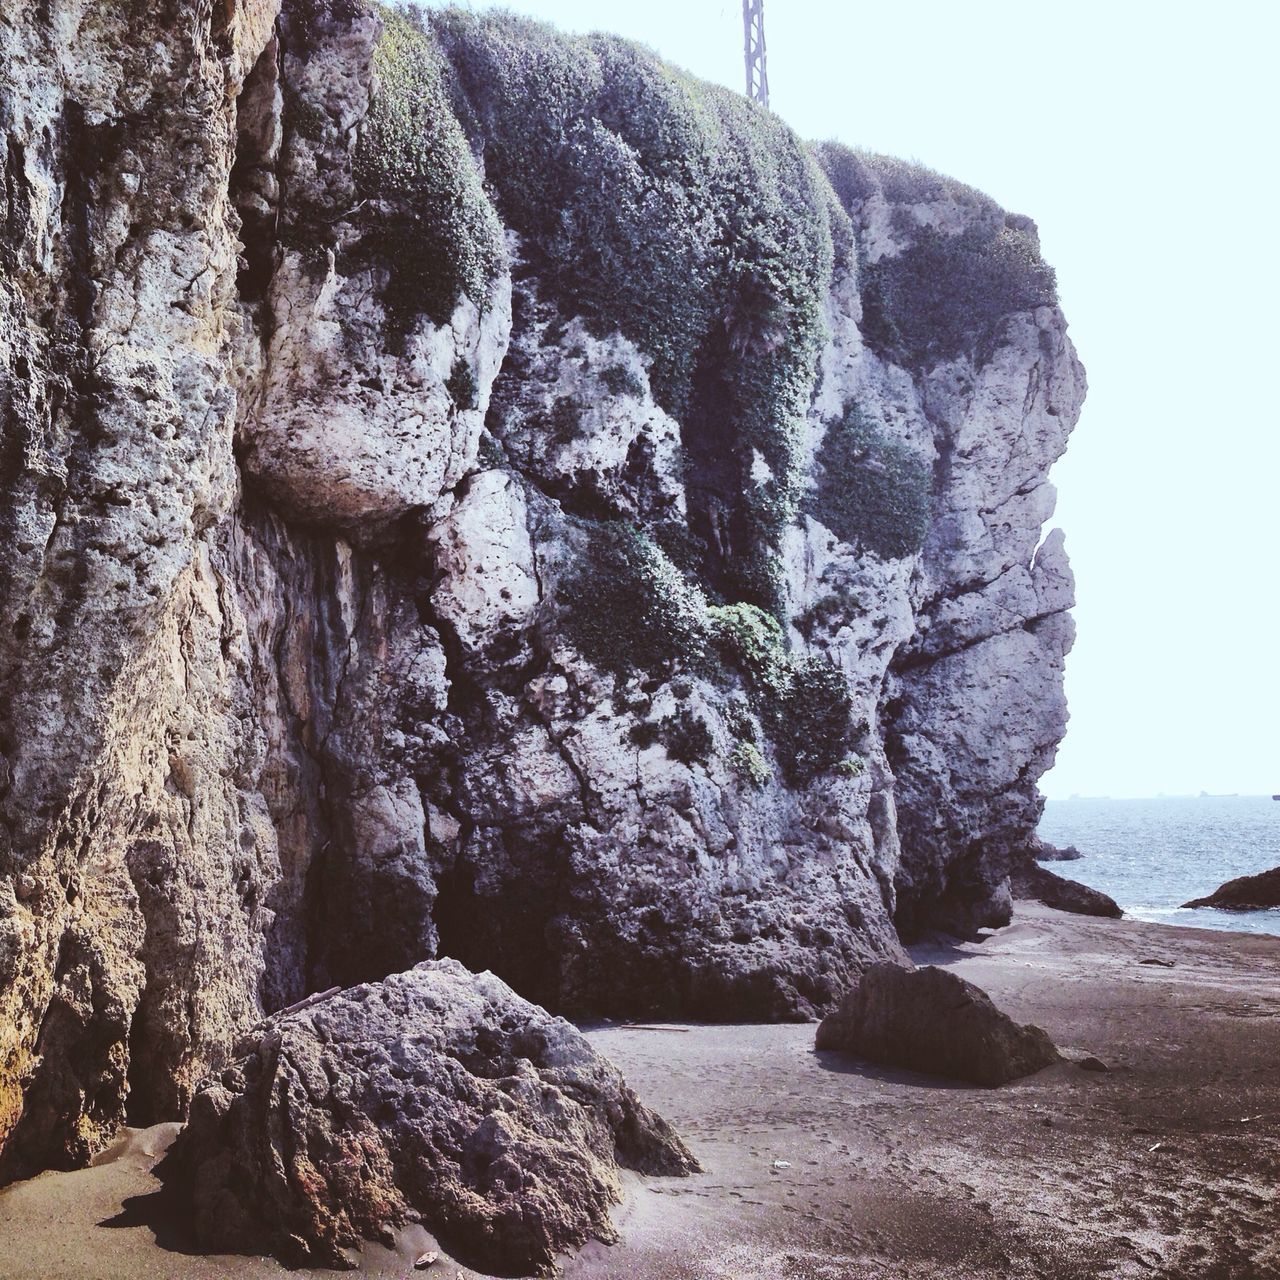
(904, 931), (997, 970)
(97, 1155), (203, 1257)
(811, 1048), (974, 1089)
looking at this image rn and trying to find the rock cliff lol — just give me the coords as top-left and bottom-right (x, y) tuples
(0, 0), (1084, 1183)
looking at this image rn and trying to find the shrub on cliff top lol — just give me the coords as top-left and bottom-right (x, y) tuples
(430, 9), (844, 613)
(806, 406), (932, 561)
(430, 12), (838, 415)
(813, 142), (1057, 368)
(351, 6), (505, 345)
(860, 225), (1057, 366)
(814, 142), (1000, 224)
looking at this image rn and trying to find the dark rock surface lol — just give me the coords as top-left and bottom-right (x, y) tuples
(1011, 862), (1122, 918)
(815, 963), (1062, 1086)
(1184, 866), (1280, 911)
(165, 960), (697, 1273)
(1034, 840), (1084, 862)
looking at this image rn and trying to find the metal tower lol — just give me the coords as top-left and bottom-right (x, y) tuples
(743, 0), (770, 109)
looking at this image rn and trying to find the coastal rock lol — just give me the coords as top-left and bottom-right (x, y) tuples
(1183, 867), (1280, 911)
(1034, 840), (1085, 862)
(1011, 862), (1122, 919)
(0, 0), (1083, 1182)
(815, 963), (1063, 1086)
(166, 960), (698, 1272)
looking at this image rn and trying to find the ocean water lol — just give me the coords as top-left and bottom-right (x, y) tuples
(1037, 795), (1280, 936)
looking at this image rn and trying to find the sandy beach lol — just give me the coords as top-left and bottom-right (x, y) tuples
(1, 903), (1276, 1280)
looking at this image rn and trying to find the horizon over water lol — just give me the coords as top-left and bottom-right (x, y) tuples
(1037, 794), (1280, 937)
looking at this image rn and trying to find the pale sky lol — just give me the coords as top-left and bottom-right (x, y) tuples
(420, 0), (1280, 799)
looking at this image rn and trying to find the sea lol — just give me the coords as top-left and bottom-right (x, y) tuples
(1037, 794), (1280, 937)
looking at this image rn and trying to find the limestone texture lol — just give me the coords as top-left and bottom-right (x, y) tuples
(165, 960), (697, 1272)
(814, 963), (1063, 1086)
(0, 0), (1084, 1198)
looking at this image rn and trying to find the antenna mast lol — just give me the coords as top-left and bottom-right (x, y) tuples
(743, 0), (770, 109)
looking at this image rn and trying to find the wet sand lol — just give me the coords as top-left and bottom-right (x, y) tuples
(1, 904), (1277, 1279)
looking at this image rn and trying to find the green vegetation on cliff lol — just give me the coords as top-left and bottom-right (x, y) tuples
(806, 406), (932, 560)
(814, 143), (1000, 224)
(344, 12), (1056, 787)
(815, 142), (1057, 368)
(769, 656), (855, 785)
(352, 7), (505, 344)
(557, 523), (710, 677)
(560, 538), (852, 783)
(706, 602), (854, 784)
(706, 604), (789, 698)
(430, 9), (846, 612)
(861, 225), (1057, 366)
(706, 604), (855, 783)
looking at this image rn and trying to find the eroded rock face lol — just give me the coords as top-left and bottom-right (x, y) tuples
(815, 962), (1062, 1086)
(167, 960), (698, 1272)
(0, 0), (1084, 1179)
(0, 0), (288, 1178)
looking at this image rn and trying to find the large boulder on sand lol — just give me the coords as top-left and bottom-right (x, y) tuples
(165, 960), (698, 1273)
(1184, 866), (1280, 910)
(815, 963), (1062, 1086)
(1011, 861), (1122, 918)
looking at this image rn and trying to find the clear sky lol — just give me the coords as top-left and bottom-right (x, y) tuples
(420, 0), (1280, 799)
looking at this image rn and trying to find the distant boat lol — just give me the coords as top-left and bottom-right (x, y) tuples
(1273, 794), (1280, 801)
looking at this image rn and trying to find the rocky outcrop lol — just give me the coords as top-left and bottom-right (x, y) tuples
(1034, 839), (1084, 862)
(165, 960), (697, 1272)
(1011, 862), (1122, 918)
(0, 0), (1084, 1182)
(815, 963), (1062, 1086)
(810, 149), (1084, 940)
(1184, 867), (1280, 911)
